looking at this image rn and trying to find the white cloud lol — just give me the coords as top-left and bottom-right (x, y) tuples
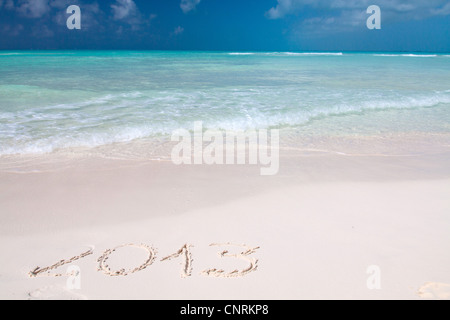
(5, 0), (14, 10)
(266, 0), (450, 20)
(173, 26), (184, 35)
(111, 0), (144, 28)
(49, 0), (72, 9)
(431, 2), (450, 15)
(266, 0), (450, 35)
(1, 0), (153, 34)
(32, 24), (54, 38)
(180, 0), (201, 14)
(2, 0), (78, 18)
(111, 0), (137, 20)
(266, 0), (298, 20)
(16, 0), (51, 18)
(1, 23), (24, 36)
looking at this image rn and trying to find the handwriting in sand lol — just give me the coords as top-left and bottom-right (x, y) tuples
(29, 242), (260, 279)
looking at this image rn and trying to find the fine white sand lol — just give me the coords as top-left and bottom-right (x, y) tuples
(0, 135), (449, 300)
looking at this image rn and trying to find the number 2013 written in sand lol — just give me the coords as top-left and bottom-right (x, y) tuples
(28, 243), (260, 279)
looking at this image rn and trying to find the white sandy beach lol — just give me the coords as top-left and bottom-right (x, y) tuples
(0, 133), (449, 300)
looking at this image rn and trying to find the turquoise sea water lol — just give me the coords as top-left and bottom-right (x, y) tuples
(0, 51), (449, 155)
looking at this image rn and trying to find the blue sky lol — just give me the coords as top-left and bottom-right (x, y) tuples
(0, 0), (449, 51)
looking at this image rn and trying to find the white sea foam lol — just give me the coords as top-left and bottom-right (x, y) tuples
(374, 54), (438, 57)
(284, 52), (343, 56)
(0, 53), (23, 56)
(2, 91), (448, 156)
(228, 53), (255, 55)
(0, 126), (168, 156)
(228, 52), (343, 56)
(0, 52), (76, 56)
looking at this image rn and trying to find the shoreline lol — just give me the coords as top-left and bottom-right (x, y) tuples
(1, 131), (450, 235)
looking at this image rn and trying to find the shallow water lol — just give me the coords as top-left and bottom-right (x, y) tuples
(0, 51), (449, 155)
